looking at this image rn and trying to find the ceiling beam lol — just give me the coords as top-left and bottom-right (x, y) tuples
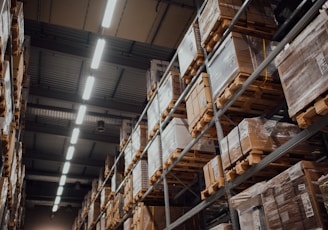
(25, 171), (94, 184)
(29, 86), (143, 115)
(25, 122), (120, 144)
(24, 151), (104, 168)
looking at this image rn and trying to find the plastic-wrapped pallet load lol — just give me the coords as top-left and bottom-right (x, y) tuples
(0, 178), (8, 227)
(275, 10), (328, 128)
(147, 134), (162, 184)
(158, 71), (185, 118)
(147, 94), (160, 139)
(88, 200), (100, 229)
(124, 218), (133, 230)
(220, 117), (301, 171)
(177, 22), (203, 83)
(124, 140), (133, 174)
(318, 174), (328, 214)
(132, 160), (148, 200)
(230, 182), (267, 230)
(0, 0), (11, 60)
(261, 161), (328, 228)
(131, 124), (147, 157)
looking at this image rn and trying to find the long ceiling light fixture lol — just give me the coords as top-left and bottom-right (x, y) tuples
(62, 162), (71, 174)
(82, 76), (95, 100)
(70, 128), (80, 144)
(76, 105), (87, 125)
(91, 38), (106, 69)
(57, 186), (64, 196)
(66, 146), (75, 160)
(59, 175), (67, 186)
(52, 204), (58, 213)
(102, 0), (117, 28)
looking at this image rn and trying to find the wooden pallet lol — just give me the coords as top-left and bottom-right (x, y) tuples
(182, 55), (204, 84)
(148, 122), (159, 140)
(119, 139), (128, 152)
(190, 108), (215, 138)
(160, 101), (187, 122)
(149, 168), (163, 185)
(204, 17), (276, 52)
(216, 73), (283, 115)
(201, 178), (225, 200)
(124, 163), (134, 176)
(163, 149), (214, 174)
(294, 93), (328, 129)
(147, 82), (157, 101)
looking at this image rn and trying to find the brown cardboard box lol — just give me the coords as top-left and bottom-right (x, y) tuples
(88, 200), (100, 228)
(209, 223), (232, 230)
(275, 11), (328, 119)
(318, 174), (328, 214)
(203, 155), (224, 189)
(261, 161), (328, 229)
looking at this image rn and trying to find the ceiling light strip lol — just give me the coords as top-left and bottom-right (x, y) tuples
(102, 0), (117, 28)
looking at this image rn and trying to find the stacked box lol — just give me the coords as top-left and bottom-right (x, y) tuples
(261, 161), (328, 228)
(91, 179), (99, 200)
(0, 0), (10, 60)
(124, 218), (133, 230)
(88, 200), (100, 228)
(82, 191), (92, 218)
(105, 200), (113, 229)
(318, 174), (328, 214)
(147, 134), (162, 182)
(209, 223), (232, 230)
(120, 119), (132, 149)
(158, 71), (185, 116)
(132, 202), (199, 230)
(146, 59), (179, 98)
(220, 117), (301, 170)
(147, 94), (160, 138)
(131, 124), (147, 155)
(198, 0), (276, 50)
(124, 140), (133, 173)
(100, 186), (112, 210)
(132, 160), (148, 199)
(104, 155), (114, 178)
(185, 72), (212, 132)
(203, 155), (224, 189)
(177, 22), (203, 81)
(96, 214), (105, 230)
(275, 11), (328, 120)
(123, 175), (133, 213)
(0, 61), (13, 135)
(161, 118), (216, 164)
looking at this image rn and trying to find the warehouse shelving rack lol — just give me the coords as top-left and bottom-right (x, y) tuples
(77, 0), (328, 229)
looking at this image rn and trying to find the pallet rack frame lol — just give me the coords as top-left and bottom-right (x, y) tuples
(77, 0), (328, 229)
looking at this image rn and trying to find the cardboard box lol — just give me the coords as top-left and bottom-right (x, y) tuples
(185, 73), (212, 132)
(147, 134), (162, 181)
(177, 22), (203, 79)
(318, 174), (328, 214)
(111, 172), (123, 193)
(275, 11), (328, 118)
(198, 0), (276, 49)
(88, 200), (100, 228)
(203, 155), (224, 188)
(123, 175), (133, 213)
(209, 223), (232, 230)
(11, 1), (24, 51)
(147, 94), (160, 137)
(104, 154), (114, 178)
(158, 71), (185, 117)
(100, 186), (112, 209)
(124, 218), (133, 230)
(132, 160), (148, 198)
(124, 140), (133, 172)
(0, 0), (11, 60)
(220, 118), (301, 170)
(261, 161), (328, 228)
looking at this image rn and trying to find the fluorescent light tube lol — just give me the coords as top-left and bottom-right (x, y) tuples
(59, 175), (67, 186)
(70, 128), (80, 144)
(62, 162), (71, 175)
(57, 186), (64, 196)
(54, 196), (61, 205)
(102, 0), (117, 28)
(82, 76), (95, 100)
(76, 105), (87, 125)
(52, 204), (59, 212)
(91, 38), (105, 69)
(66, 146), (75, 160)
